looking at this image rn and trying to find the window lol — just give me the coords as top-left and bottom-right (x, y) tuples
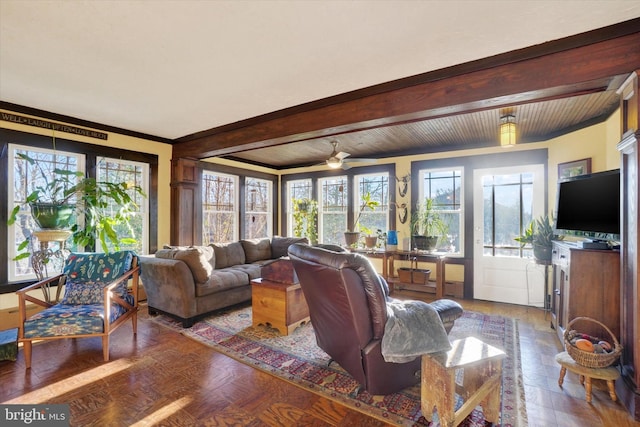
(287, 179), (313, 238)
(244, 177), (272, 239)
(7, 144), (84, 281)
(202, 171), (238, 243)
(482, 172), (534, 257)
(318, 176), (348, 245)
(355, 173), (389, 235)
(96, 157), (150, 254)
(418, 168), (463, 254)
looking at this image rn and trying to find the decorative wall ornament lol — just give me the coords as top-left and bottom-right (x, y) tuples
(395, 202), (408, 224)
(395, 173), (411, 197)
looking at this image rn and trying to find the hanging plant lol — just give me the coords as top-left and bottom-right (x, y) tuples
(292, 198), (318, 244)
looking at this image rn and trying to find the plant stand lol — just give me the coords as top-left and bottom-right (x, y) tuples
(31, 229), (71, 283)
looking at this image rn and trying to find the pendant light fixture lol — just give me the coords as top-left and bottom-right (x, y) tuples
(500, 115), (516, 147)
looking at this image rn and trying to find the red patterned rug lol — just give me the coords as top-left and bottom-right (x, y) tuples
(153, 305), (527, 426)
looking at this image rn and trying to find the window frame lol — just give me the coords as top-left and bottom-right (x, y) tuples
(281, 164), (396, 244)
(202, 170), (240, 244)
(417, 167), (464, 256)
(0, 128), (159, 293)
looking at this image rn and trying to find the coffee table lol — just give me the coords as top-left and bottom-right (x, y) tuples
(251, 278), (310, 335)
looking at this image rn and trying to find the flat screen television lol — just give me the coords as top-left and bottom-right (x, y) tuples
(555, 169), (620, 238)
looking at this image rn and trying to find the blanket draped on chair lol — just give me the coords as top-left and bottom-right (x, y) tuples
(381, 299), (452, 363)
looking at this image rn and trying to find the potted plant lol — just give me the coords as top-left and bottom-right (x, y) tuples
(411, 198), (448, 252)
(344, 191), (379, 247)
(8, 153), (146, 261)
(515, 214), (563, 264)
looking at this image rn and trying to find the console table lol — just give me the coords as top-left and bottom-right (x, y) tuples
(353, 249), (464, 298)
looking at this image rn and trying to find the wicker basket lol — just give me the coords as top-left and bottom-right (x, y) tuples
(564, 317), (622, 368)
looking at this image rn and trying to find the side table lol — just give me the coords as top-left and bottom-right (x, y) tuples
(421, 336), (506, 427)
(251, 278), (310, 335)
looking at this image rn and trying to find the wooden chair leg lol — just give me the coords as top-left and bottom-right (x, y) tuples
(585, 376), (593, 403)
(23, 340), (32, 369)
(132, 312), (138, 335)
(102, 335), (110, 361)
(607, 380), (617, 401)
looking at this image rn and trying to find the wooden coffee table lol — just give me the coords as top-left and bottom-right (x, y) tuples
(251, 278), (310, 335)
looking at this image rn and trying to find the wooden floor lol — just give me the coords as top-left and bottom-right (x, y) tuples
(1, 293), (637, 427)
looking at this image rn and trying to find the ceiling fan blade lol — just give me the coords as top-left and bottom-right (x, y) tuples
(336, 151), (351, 160)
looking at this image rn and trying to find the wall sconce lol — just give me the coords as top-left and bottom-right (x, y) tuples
(500, 115), (516, 147)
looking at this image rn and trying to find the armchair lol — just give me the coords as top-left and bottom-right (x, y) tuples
(17, 251), (140, 369)
(288, 243), (463, 395)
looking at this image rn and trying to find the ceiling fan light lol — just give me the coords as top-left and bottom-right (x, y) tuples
(326, 157), (342, 169)
(500, 115), (516, 147)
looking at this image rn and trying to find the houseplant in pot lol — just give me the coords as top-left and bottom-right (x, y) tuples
(515, 214), (563, 264)
(411, 198), (448, 252)
(344, 191), (379, 248)
(8, 153), (146, 262)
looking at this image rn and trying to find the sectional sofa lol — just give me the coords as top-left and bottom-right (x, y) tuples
(139, 236), (308, 327)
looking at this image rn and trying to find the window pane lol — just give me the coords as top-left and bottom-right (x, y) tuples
(203, 171), (237, 243)
(419, 168), (463, 254)
(319, 177), (347, 245)
(97, 157), (149, 254)
(357, 173), (389, 236)
(288, 179), (316, 241)
(8, 145), (83, 280)
(245, 177), (271, 239)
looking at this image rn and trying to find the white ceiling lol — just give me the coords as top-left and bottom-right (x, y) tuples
(1, 1), (639, 140)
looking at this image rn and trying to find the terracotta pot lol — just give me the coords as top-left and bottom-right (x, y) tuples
(364, 236), (377, 249)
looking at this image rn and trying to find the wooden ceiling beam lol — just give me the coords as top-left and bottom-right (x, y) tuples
(172, 22), (640, 160)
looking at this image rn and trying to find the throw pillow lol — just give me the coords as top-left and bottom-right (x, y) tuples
(240, 238), (272, 263)
(211, 242), (246, 269)
(271, 236), (309, 258)
(155, 246), (214, 283)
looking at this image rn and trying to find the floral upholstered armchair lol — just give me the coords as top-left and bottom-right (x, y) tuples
(17, 251), (140, 369)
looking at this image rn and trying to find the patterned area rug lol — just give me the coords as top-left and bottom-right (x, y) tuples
(152, 305), (527, 426)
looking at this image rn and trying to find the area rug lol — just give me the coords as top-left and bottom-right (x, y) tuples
(152, 305), (527, 426)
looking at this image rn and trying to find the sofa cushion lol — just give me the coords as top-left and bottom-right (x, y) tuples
(229, 263), (262, 280)
(155, 246), (214, 284)
(197, 269), (249, 297)
(271, 236), (309, 258)
(211, 242), (246, 269)
(240, 238), (272, 263)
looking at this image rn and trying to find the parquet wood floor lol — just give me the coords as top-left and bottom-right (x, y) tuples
(1, 294), (637, 426)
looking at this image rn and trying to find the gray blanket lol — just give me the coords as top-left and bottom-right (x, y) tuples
(381, 299), (452, 363)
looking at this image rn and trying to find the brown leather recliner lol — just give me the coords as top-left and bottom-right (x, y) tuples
(288, 243), (463, 395)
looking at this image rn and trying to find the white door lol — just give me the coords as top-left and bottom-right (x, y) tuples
(473, 165), (546, 305)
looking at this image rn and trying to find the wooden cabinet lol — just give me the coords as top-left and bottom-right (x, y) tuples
(551, 241), (620, 343)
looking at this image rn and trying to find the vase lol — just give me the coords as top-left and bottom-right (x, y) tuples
(344, 231), (360, 248)
(29, 203), (75, 230)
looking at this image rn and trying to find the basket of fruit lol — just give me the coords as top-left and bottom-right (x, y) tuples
(564, 317), (622, 368)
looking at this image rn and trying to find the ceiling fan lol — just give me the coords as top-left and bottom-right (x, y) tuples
(323, 140), (376, 170)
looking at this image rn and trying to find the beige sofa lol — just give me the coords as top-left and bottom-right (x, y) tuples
(139, 236), (308, 327)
